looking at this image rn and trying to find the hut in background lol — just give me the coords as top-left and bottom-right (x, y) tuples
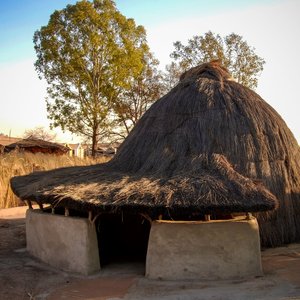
(6, 138), (69, 155)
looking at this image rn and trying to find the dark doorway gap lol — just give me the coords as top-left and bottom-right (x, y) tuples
(96, 213), (151, 267)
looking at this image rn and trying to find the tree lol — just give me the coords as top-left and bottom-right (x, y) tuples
(111, 53), (164, 138)
(34, 0), (150, 156)
(162, 62), (182, 92)
(23, 126), (57, 142)
(166, 31), (265, 89)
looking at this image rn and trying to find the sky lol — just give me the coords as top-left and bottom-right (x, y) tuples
(0, 0), (299, 143)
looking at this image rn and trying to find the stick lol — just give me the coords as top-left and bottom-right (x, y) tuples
(65, 207), (69, 217)
(205, 214), (211, 221)
(25, 200), (33, 210)
(140, 213), (152, 224)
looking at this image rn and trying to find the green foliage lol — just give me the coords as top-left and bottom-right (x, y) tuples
(168, 31), (265, 89)
(112, 53), (164, 138)
(34, 0), (150, 155)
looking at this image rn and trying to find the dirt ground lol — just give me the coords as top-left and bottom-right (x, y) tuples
(1, 207), (300, 300)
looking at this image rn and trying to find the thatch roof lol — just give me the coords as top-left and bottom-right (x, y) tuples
(110, 61), (300, 247)
(6, 138), (69, 154)
(11, 61), (300, 247)
(10, 153), (277, 216)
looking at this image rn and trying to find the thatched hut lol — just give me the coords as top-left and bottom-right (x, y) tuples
(110, 61), (300, 248)
(12, 61), (298, 278)
(6, 138), (69, 155)
(11, 153), (276, 278)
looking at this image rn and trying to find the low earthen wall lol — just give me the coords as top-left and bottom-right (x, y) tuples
(146, 217), (262, 280)
(26, 209), (100, 275)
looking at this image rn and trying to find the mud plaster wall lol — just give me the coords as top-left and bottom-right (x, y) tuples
(146, 217), (262, 280)
(26, 209), (100, 275)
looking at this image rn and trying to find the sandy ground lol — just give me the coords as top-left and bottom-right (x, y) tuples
(1, 206), (300, 300)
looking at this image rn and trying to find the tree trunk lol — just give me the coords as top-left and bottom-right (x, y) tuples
(91, 129), (98, 158)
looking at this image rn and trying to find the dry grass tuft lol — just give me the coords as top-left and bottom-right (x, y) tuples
(0, 151), (109, 208)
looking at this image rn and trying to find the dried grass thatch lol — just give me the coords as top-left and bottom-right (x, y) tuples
(112, 61), (300, 247)
(10, 153), (277, 217)
(6, 138), (69, 155)
(11, 61), (300, 247)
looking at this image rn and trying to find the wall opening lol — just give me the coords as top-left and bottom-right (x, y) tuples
(96, 213), (151, 267)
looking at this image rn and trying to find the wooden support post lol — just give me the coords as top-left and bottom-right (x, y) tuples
(25, 200), (33, 210)
(205, 214), (211, 221)
(92, 213), (101, 224)
(140, 213), (152, 224)
(38, 203), (43, 211)
(246, 212), (252, 220)
(88, 211), (92, 222)
(65, 207), (70, 217)
(51, 207), (55, 214)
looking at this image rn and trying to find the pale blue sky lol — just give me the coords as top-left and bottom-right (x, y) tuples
(0, 0), (278, 64)
(0, 0), (299, 143)
(0, 0), (76, 64)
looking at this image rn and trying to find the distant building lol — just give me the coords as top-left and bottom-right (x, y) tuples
(65, 143), (85, 159)
(5, 138), (69, 155)
(84, 142), (120, 157)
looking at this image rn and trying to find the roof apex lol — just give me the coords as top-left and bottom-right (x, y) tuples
(180, 60), (233, 82)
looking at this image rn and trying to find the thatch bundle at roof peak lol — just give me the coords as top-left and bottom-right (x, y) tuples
(179, 60), (233, 82)
(11, 61), (300, 247)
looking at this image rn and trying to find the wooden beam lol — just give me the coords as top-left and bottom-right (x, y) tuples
(246, 212), (252, 220)
(140, 213), (152, 224)
(65, 207), (70, 217)
(38, 203), (43, 211)
(25, 200), (33, 209)
(88, 211), (92, 222)
(205, 214), (211, 221)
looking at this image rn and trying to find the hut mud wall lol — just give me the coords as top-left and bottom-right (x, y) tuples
(26, 209), (100, 275)
(146, 217), (262, 280)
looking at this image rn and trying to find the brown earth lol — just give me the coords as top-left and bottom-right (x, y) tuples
(1, 206), (300, 300)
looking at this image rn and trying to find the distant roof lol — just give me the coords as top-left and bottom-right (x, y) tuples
(64, 143), (82, 150)
(6, 138), (69, 153)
